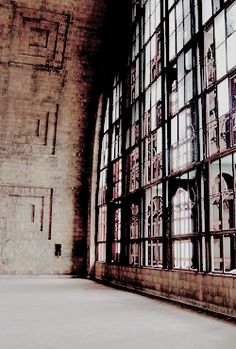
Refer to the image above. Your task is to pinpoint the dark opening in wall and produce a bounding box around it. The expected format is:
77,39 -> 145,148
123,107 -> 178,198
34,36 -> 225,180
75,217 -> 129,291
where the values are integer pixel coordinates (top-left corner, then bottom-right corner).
55,244 -> 62,257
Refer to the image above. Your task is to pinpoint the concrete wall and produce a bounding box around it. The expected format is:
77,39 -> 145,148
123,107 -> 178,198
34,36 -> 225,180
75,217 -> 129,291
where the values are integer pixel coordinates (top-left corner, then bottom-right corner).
0,0 -> 107,274
95,263 -> 236,318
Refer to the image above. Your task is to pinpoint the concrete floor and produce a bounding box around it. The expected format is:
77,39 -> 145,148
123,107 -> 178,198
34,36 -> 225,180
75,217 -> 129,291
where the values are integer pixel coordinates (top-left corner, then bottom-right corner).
0,278 -> 235,349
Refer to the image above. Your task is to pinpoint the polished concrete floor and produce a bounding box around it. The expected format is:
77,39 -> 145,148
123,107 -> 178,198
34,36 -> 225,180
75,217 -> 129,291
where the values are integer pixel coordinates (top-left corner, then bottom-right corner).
0,278 -> 235,349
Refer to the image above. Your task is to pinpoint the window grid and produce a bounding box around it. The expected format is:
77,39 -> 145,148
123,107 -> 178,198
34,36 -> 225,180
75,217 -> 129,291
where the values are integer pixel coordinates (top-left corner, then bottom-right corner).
96,0 -> 236,274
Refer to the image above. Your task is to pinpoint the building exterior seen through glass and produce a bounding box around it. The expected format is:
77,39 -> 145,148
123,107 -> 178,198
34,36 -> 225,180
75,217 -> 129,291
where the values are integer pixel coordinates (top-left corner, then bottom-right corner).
97,0 -> 236,274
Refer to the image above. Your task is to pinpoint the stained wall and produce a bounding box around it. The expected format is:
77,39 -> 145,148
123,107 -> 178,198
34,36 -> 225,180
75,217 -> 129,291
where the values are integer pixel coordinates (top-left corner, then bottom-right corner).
0,0 -> 107,274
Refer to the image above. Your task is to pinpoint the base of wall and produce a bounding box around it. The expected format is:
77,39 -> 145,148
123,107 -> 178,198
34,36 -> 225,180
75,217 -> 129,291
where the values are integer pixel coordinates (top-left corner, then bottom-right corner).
94,262 -> 236,320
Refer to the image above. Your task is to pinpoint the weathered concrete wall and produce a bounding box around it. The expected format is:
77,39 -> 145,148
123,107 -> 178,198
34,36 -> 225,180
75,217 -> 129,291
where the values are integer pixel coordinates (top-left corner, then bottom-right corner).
0,0 -> 107,274
95,263 -> 236,318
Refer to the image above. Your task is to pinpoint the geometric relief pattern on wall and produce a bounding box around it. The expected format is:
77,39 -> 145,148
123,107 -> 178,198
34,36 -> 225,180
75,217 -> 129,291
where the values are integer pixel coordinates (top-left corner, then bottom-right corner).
0,102 -> 58,155
0,187 -> 53,243
11,7 -> 70,68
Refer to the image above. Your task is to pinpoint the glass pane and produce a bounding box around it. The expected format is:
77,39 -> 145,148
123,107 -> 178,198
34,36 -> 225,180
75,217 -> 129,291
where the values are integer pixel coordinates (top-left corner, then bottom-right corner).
169,33 -> 176,60
216,44 -> 227,80
176,1 -> 183,26
227,2 -> 236,36
212,237 -> 222,271
231,76 -> 236,110
221,155 -> 234,229
224,237 -> 231,272
168,0 -> 174,10
169,9 -> 175,35
217,79 -> 229,117
205,27 -> 215,87
209,161 -> 221,231
185,72 -> 193,102
178,80 -> 185,110
177,53 -> 185,82
155,1 -> 161,27
202,0 -> 212,24
227,31 -> 236,71
177,23 -> 184,52
185,49 -> 192,72
98,243 -> 106,262
215,11 -> 226,47
129,243 -> 139,265
184,14 -> 191,44
173,240 -> 194,269
213,0 -> 220,14
183,0 -> 190,18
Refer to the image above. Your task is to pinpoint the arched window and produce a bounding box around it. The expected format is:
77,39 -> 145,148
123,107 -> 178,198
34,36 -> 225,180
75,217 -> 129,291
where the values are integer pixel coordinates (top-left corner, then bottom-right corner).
210,172 -> 234,231
222,173 -> 234,230
210,157 -> 236,273
173,187 -> 194,236
172,183 -> 197,270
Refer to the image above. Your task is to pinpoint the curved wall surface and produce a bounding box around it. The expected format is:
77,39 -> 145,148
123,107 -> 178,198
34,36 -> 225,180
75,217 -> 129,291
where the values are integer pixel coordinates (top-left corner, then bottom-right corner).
0,0 -> 107,274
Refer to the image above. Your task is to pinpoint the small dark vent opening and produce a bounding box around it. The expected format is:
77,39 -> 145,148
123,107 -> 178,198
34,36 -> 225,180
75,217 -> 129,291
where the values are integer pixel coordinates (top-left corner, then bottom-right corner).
55,244 -> 62,257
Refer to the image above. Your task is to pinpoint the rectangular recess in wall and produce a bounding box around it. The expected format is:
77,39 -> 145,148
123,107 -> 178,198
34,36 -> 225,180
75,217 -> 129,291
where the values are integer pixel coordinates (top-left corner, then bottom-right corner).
9,7 -> 70,69
0,102 -> 58,155
0,186 -> 53,241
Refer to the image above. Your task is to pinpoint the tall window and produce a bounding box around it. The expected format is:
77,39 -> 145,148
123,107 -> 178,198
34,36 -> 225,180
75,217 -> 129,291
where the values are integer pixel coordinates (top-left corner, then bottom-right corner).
171,172 -> 198,270
170,107 -> 195,172
204,1 -> 236,274
128,201 -> 141,266
95,0 -> 236,275
209,155 -> 236,272
97,103 -> 109,262
111,205 -> 122,263
168,0 -> 192,61
144,185 -> 163,267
